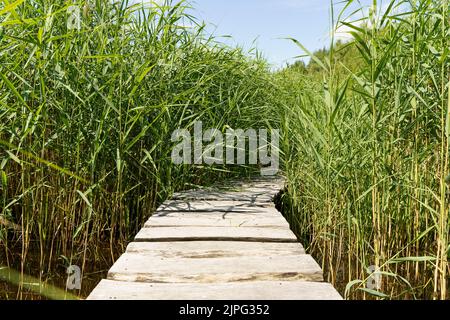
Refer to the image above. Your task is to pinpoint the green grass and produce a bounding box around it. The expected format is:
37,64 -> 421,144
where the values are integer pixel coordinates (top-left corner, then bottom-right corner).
0,0 -> 448,300
0,0 -> 278,298
278,0 -> 449,299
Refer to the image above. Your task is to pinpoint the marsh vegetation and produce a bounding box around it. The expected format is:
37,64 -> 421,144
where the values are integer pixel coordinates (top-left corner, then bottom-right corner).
0,0 -> 448,300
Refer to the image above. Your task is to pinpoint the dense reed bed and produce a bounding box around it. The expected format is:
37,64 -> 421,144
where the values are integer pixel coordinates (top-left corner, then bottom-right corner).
0,0 -> 277,298
279,0 -> 449,299
0,0 -> 448,300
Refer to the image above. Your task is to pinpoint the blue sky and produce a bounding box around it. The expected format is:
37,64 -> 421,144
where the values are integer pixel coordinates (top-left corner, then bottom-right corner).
187,0 -> 376,68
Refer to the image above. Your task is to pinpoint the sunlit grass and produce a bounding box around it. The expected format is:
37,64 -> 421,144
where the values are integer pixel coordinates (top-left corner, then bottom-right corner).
0,0 -> 448,301
0,0 -> 278,298
279,0 -> 449,300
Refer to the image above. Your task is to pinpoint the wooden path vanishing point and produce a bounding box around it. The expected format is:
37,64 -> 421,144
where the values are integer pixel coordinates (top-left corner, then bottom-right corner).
87,176 -> 342,300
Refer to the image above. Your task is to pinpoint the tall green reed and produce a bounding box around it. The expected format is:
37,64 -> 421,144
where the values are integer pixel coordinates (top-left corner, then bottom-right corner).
279,0 -> 449,299
0,0 -> 278,298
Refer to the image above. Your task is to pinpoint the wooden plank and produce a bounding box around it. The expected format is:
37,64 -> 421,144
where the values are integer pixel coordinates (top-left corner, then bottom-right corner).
126,241 -> 305,257
202,177 -> 284,189
86,177 -> 344,301
230,176 -> 285,187
153,207 -> 281,218
135,226 -> 298,242
156,200 -> 279,212
242,186 -> 281,195
171,184 -> 282,202
87,279 -> 342,300
107,253 -> 324,283
172,190 -> 275,202
145,214 -> 289,228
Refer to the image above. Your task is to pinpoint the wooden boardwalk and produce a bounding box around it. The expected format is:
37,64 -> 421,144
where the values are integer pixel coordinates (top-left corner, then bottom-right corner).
87,177 -> 342,300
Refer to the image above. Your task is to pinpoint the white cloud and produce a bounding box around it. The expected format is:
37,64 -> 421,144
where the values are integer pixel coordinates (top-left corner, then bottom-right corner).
333,18 -> 365,41
332,1 -> 406,41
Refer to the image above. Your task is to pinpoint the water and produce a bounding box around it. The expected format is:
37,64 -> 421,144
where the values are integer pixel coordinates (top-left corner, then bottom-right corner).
0,245 -> 116,300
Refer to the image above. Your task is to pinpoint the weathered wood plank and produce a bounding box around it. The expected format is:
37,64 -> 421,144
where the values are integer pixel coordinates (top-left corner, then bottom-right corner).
156,200 -> 279,212
135,226 -> 298,242
153,208 -> 281,219
107,253 -> 323,283
87,176 -> 343,300
172,184 -> 282,202
87,279 -> 342,300
125,241 -> 305,257
195,176 -> 284,190
172,190 -> 275,202
145,214 -> 289,228
230,176 -> 285,187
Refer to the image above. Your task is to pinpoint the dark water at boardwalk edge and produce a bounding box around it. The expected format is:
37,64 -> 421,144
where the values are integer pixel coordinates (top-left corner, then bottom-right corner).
0,245 -> 116,300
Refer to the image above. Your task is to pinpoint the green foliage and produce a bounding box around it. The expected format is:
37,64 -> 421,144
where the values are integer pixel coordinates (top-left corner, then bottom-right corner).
1,0 -> 448,301
279,0 -> 449,299
0,0 -> 279,298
